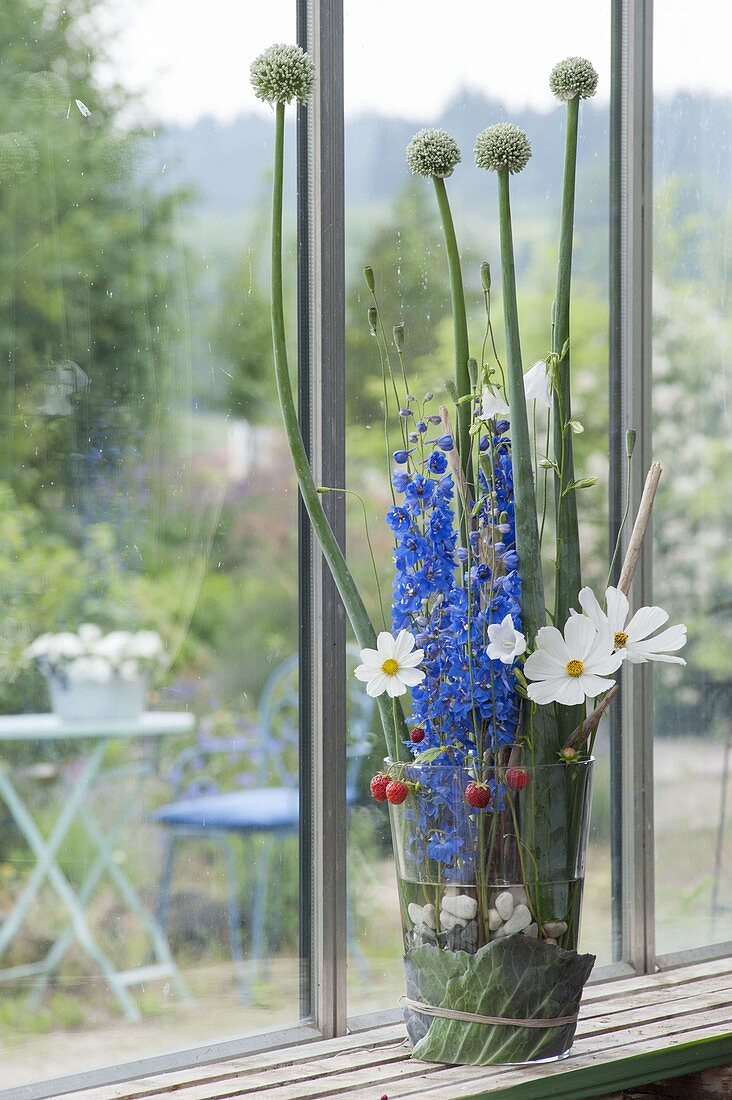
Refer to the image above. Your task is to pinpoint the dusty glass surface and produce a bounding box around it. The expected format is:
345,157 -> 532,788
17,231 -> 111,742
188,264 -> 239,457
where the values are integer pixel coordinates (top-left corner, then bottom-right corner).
652,0 -> 732,956
0,1 -> 303,1087
344,2 -> 614,1020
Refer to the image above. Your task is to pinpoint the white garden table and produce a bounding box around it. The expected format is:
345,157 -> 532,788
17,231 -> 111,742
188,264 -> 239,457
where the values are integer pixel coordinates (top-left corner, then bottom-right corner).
0,711 -> 194,1020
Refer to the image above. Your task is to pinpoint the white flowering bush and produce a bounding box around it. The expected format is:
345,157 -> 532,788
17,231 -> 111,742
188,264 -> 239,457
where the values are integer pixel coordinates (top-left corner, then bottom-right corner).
25,624 -> 165,684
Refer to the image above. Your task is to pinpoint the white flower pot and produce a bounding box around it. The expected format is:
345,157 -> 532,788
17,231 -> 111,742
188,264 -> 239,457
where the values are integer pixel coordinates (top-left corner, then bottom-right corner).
47,674 -> 149,722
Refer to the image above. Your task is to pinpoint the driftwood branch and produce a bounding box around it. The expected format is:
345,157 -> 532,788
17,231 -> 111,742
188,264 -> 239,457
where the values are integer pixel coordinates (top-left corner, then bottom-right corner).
617,460 -> 662,596
564,685 -> 619,751
563,461 -> 662,751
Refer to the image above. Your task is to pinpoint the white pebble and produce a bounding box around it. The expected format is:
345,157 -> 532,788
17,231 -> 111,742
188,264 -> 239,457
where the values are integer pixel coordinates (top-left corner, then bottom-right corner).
488,908 -> 502,931
494,891 -> 514,921
511,887 -> 528,906
523,922 -> 538,938
408,902 -> 437,929
544,937 -> 558,946
441,894 -> 478,921
443,886 -> 459,897
501,903 -> 532,936
543,921 -> 568,938
440,910 -> 468,931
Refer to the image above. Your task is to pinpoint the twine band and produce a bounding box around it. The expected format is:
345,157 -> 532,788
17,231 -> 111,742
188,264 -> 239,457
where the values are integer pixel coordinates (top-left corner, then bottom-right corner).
401,996 -> 578,1029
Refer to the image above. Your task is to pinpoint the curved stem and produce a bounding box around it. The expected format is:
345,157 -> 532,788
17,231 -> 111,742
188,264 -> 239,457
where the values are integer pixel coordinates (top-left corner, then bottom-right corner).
270,102 -> 405,760
432,176 -> 474,502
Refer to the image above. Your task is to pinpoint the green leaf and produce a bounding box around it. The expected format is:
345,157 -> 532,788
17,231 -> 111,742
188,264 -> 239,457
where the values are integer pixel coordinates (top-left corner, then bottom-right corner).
406,937 -> 595,1065
562,476 -> 598,497
409,745 -> 450,766
538,458 -> 557,471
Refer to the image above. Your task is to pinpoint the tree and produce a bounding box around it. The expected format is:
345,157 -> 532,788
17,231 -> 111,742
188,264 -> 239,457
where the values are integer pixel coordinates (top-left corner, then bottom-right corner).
0,0 -> 183,522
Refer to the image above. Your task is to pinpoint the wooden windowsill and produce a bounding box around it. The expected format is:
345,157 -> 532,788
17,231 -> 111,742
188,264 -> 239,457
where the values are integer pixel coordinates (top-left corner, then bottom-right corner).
63,956 -> 732,1100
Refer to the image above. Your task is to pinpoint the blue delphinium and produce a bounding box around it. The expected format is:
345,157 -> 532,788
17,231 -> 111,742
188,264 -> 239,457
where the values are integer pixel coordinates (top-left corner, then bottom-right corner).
387,424 -> 522,880
389,423 -> 521,763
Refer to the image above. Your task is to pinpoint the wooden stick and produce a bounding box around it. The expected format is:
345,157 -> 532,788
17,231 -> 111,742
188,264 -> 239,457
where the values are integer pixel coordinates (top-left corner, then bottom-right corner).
617,461 -> 662,596
563,461 -> 662,750
565,684 -> 619,751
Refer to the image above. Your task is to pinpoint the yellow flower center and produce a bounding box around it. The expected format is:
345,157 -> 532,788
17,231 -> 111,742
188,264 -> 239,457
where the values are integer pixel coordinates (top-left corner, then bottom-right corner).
381,658 -> 399,676
614,631 -> 629,649
566,659 -> 584,678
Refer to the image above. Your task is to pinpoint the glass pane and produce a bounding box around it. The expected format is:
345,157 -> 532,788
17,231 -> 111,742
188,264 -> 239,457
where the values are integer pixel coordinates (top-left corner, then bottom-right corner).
345,2 -> 613,1020
0,2 -> 303,1088
653,1 -> 732,955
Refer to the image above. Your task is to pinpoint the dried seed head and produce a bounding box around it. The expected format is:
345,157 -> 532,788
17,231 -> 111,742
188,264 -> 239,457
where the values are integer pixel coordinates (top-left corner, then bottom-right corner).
250,43 -> 315,105
406,128 -> 461,179
474,123 -> 532,175
549,57 -> 599,101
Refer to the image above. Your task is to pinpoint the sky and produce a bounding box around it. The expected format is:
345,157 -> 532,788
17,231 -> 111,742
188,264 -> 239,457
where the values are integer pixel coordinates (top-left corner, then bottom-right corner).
99,0 -> 732,127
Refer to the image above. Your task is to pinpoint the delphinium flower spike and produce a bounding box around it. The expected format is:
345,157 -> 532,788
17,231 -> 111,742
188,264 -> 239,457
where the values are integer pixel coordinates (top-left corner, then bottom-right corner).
406,128 -> 474,511
253,43 -> 406,760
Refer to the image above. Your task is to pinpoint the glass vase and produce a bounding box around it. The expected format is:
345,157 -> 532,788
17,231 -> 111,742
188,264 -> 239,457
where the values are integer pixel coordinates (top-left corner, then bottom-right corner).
387,758 -> 595,1065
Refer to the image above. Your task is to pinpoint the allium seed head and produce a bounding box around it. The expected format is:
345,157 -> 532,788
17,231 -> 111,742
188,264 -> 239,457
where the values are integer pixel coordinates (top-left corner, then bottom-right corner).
406,128 -> 461,179
0,133 -> 38,183
474,123 -> 532,175
250,43 -> 315,105
549,57 -> 599,101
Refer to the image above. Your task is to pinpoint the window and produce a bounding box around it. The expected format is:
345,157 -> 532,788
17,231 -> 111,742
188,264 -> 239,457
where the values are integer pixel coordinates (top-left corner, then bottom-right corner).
1,2 -> 730,1094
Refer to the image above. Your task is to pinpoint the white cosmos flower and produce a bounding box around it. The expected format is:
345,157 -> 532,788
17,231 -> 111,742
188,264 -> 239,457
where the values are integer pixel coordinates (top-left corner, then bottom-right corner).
578,586 -> 687,665
354,630 -> 425,699
524,615 -> 623,706
481,386 -> 510,420
487,614 -> 526,665
523,360 -> 552,407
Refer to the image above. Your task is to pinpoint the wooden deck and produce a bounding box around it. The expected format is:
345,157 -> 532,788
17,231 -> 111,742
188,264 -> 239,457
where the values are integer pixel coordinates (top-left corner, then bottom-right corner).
63,957 -> 732,1100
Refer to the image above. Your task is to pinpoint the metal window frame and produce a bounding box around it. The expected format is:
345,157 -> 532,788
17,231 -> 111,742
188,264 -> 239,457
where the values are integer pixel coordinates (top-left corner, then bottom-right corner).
610,0 -> 656,974
299,0 -> 349,1039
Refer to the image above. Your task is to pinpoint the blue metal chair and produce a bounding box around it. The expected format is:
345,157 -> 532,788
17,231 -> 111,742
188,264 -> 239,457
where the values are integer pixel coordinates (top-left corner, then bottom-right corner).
152,653 -> 373,1001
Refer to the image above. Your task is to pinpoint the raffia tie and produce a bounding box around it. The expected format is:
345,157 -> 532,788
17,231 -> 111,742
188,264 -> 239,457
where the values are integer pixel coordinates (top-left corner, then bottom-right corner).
401,996 -> 578,1029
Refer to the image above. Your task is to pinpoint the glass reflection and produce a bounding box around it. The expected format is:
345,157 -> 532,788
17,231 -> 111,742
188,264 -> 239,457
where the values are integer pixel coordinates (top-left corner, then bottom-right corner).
0,0 -> 301,1087
653,0 -> 732,956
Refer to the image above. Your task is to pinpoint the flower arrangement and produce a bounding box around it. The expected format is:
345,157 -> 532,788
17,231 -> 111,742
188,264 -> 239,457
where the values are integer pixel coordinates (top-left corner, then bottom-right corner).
252,46 -> 686,1066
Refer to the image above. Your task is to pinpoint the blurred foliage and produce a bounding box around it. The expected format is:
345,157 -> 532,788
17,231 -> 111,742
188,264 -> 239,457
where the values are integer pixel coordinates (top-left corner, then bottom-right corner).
0,0 -> 186,513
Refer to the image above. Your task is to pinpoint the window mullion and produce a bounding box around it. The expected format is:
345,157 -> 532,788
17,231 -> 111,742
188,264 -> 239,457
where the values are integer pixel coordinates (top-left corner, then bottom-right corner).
303,0 -> 348,1038
614,0 -> 656,975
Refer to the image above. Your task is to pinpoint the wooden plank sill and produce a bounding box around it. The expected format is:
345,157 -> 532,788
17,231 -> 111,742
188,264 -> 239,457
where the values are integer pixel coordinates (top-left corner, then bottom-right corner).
65,957 -> 732,1100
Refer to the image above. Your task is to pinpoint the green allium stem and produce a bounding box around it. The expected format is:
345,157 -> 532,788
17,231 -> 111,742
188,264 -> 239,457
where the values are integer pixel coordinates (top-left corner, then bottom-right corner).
552,94 -> 584,743
496,169 -> 545,649
270,102 -> 404,761
432,176 -> 474,501
553,94 -> 582,628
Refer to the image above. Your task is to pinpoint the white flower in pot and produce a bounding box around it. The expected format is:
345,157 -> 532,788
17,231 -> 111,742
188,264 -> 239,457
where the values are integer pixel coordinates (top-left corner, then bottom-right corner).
25,626 -> 166,722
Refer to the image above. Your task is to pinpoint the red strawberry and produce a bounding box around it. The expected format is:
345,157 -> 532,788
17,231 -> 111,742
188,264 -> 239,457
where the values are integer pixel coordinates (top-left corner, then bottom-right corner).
385,779 -> 409,805
506,767 -> 530,792
465,781 -> 491,809
369,773 -> 390,802
410,726 -> 426,744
